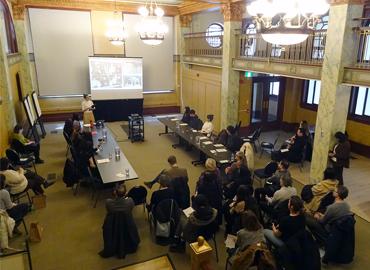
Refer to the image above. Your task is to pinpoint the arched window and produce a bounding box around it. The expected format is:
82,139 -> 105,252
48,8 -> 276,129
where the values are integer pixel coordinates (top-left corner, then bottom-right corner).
0,0 -> 18,53
205,23 -> 223,48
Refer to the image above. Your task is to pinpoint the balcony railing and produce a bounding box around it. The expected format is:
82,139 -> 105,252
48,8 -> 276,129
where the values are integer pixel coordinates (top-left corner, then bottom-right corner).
184,31 -> 223,57
236,30 -> 327,65
356,27 -> 370,69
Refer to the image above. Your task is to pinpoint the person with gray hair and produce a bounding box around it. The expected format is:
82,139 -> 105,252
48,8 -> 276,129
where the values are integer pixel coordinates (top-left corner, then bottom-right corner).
147,175 -> 174,212
265,174 -> 297,207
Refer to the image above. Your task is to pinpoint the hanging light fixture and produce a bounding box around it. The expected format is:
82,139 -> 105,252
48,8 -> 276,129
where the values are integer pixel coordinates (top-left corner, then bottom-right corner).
105,1 -> 127,46
247,0 -> 329,45
136,0 -> 168,46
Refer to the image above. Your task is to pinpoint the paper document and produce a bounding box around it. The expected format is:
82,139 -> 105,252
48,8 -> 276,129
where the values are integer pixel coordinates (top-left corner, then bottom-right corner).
83,124 -> 91,127
216,149 -> 227,153
214,144 -> 224,147
210,150 -> 216,154
219,160 -> 229,164
183,207 -> 195,218
192,130 -> 198,133
199,136 -> 207,140
179,123 -> 188,126
331,157 -> 337,163
116,173 -> 125,178
280,148 -> 289,153
97,159 -> 110,164
225,234 -> 237,249
171,118 -> 178,121
202,141 -> 212,145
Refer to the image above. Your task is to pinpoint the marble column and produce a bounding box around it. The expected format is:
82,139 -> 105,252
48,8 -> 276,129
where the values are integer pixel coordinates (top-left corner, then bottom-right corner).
220,3 -> 243,128
310,0 -> 364,183
12,5 -> 34,96
0,14 -> 17,143
178,15 -> 192,109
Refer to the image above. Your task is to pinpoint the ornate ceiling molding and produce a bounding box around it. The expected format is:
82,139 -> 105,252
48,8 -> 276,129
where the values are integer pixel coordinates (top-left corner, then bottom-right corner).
221,2 -> 243,22
179,14 -> 192,27
178,1 -> 219,15
12,0 -> 179,18
330,0 -> 365,5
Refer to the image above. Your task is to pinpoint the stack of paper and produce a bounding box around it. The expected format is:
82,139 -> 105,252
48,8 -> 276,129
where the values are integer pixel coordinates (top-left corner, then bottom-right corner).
199,136 -> 208,140
183,207 -> 195,218
225,234 -> 237,249
210,150 -> 216,154
280,148 -> 289,153
171,118 -> 178,121
97,159 -> 110,164
216,148 -> 227,153
202,141 -> 212,145
214,144 -> 224,147
179,123 -> 188,126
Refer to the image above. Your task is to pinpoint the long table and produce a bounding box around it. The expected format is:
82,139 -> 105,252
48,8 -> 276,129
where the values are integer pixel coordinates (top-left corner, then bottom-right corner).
91,126 -> 138,184
158,117 -> 233,165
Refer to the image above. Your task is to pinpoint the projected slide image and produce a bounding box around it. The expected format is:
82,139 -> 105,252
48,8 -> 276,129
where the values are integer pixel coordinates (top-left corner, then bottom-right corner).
89,57 -> 143,91
90,61 -> 123,89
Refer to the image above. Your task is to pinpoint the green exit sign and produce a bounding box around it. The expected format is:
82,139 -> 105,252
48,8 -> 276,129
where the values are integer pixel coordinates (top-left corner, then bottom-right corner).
245,71 -> 254,78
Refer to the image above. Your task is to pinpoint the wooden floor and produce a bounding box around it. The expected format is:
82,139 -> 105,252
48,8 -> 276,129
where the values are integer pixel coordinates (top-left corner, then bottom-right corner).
257,130 -> 370,222
113,255 -> 174,270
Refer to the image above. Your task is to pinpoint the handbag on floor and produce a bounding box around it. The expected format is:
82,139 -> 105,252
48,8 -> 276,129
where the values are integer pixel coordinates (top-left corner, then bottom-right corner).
29,222 -> 43,242
32,195 -> 47,209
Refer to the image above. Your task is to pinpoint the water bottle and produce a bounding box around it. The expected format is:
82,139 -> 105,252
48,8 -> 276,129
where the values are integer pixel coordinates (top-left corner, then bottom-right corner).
102,129 -> 107,142
231,152 -> 235,162
125,168 -> 130,178
115,147 -> 120,160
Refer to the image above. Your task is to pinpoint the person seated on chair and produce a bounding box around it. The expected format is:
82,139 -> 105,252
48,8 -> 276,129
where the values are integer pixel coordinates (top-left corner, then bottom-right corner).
147,175 -> 174,213
181,106 -> 191,124
303,168 -> 338,215
0,158 -> 55,195
274,128 -> 307,163
188,109 -> 203,130
170,194 -> 218,252
263,196 -> 305,247
63,118 -> 74,139
254,160 -> 291,204
232,210 -> 265,254
306,185 -> 351,244
224,152 -> 252,198
195,158 -> 223,225
200,114 -> 214,137
226,126 -> 243,153
259,174 -> 296,216
144,155 -> 188,189
239,142 -> 255,172
215,125 -> 233,146
11,124 -> 44,164
71,129 -> 96,176
224,185 -> 258,234
0,175 -> 30,235
106,184 -> 134,214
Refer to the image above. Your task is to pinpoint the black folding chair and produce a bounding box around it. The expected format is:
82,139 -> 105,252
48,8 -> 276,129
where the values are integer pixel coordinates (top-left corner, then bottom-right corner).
5,148 -> 37,173
253,161 -> 278,187
260,134 -> 280,158
127,186 -> 148,213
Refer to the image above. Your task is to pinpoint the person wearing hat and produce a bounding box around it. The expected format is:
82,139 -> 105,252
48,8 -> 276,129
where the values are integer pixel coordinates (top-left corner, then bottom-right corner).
195,158 -> 222,225
200,114 -> 214,136
81,94 -> 95,125
329,131 -> 350,185
147,175 -> 174,213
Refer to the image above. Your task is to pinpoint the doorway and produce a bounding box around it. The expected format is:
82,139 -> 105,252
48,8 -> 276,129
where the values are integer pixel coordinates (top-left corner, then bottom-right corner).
250,76 -> 285,130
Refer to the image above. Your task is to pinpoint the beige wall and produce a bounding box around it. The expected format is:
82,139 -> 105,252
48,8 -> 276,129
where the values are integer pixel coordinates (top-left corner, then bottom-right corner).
182,65 -> 222,131
191,10 -> 223,33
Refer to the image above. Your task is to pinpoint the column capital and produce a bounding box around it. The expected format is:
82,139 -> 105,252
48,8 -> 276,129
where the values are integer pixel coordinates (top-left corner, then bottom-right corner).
180,15 -> 192,27
221,2 -> 244,22
12,4 -> 26,20
330,0 -> 364,5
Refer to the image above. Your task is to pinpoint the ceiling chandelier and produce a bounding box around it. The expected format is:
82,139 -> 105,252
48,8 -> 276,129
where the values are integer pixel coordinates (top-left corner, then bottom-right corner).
105,1 -> 127,46
137,0 -> 168,46
247,0 -> 330,45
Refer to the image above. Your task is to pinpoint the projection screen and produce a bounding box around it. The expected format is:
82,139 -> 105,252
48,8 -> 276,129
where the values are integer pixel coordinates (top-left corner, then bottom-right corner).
89,57 -> 143,100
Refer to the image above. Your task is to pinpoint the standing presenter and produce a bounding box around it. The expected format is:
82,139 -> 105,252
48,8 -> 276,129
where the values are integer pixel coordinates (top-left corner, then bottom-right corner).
82,94 -> 95,125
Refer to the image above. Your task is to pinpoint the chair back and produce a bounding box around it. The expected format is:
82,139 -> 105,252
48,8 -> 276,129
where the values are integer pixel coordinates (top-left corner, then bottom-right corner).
256,128 -> 262,139
171,176 -> 190,209
273,134 -> 280,146
127,186 -> 147,206
5,149 -> 21,164
154,199 -> 180,224
10,139 -> 25,154
196,219 -> 218,240
63,131 -> 72,146
263,161 -> 278,177
317,192 -> 335,213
